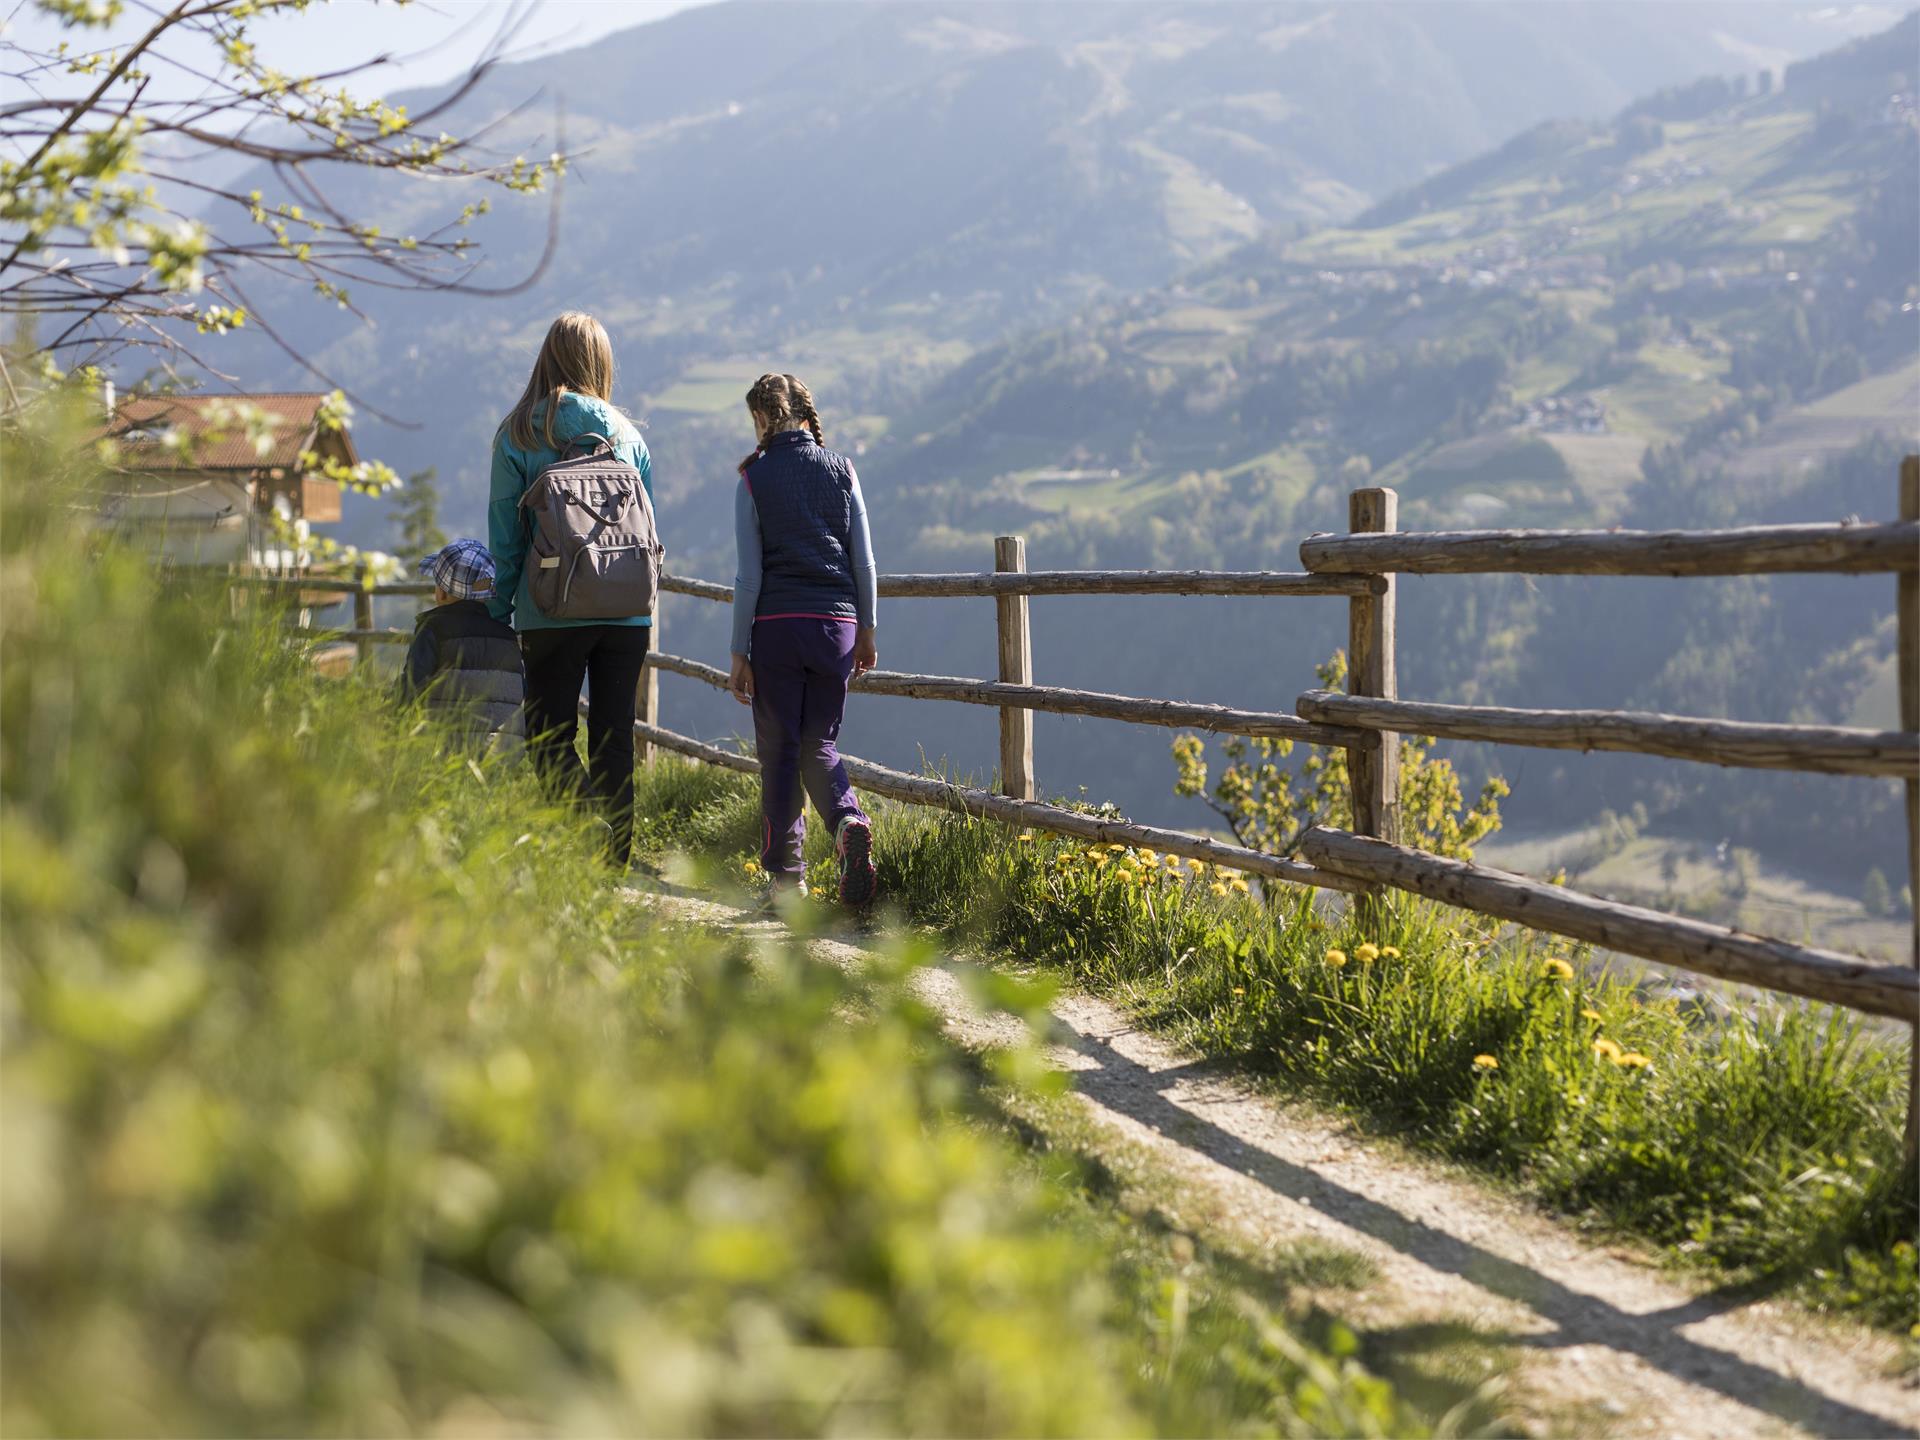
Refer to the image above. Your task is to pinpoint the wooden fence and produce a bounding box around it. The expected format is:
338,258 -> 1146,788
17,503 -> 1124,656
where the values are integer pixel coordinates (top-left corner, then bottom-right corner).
268,465 -> 1920,1153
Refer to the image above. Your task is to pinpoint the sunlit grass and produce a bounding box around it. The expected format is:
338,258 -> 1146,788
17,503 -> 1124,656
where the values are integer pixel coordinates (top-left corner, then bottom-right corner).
635,761 -> 1919,1335
0,415 -> 1448,1437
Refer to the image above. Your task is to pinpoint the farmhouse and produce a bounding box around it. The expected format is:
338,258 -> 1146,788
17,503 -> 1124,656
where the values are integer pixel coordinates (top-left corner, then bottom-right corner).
92,391 -> 355,570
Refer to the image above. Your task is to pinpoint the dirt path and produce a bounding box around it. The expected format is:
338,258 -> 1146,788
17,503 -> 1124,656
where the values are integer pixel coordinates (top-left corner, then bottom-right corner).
629,888 -> 1917,1440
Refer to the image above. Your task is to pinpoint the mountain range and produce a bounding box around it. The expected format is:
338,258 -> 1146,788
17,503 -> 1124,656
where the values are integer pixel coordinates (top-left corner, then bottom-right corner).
217,1 -> 1918,892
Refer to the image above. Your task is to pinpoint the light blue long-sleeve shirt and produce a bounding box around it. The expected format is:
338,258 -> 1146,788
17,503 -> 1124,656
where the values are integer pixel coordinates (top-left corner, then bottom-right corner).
486,392 -> 653,631
732,465 -> 877,656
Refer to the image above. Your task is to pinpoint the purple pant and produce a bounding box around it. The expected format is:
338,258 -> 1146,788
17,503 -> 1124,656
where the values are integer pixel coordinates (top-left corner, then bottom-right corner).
751,617 -> 869,875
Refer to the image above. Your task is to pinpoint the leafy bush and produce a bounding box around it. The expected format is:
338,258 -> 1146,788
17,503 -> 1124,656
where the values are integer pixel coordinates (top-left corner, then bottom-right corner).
0,422 -> 1433,1435
1171,654 -> 1507,861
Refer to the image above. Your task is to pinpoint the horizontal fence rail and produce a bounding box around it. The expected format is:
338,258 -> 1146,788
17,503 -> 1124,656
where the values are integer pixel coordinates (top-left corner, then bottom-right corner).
661,574 -> 733,603
647,651 -> 1376,748
1300,521 -> 1920,577
627,474 -> 1920,1153
664,569 -> 1384,602
634,721 -> 1367,895
1299,828 -> 1919,1022
289,626 -> 410,645
1296,689 -> 1920,779
232,574 -> 436,596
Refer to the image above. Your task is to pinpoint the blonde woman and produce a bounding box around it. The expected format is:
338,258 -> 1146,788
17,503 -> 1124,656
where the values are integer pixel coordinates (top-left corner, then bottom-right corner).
487,312 -> 653,867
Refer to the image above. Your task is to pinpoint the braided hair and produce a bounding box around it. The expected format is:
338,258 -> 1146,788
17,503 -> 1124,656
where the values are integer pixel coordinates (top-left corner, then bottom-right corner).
745,372 -> 823,446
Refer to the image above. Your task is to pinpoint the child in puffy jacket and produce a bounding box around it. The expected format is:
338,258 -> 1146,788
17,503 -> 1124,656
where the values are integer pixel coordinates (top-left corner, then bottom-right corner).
726,373 -> 878,908
398,539 -> 525,755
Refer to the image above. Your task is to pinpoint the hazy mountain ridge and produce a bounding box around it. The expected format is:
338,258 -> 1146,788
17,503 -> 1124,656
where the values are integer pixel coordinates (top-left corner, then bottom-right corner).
235,3 -> 1915,887
640,14 -> 1916,889
260,2 -> 1902,537
873,11 -> 1917,557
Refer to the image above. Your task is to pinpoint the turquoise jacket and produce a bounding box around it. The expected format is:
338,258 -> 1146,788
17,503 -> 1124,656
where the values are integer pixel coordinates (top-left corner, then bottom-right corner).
486,392 -> 653,631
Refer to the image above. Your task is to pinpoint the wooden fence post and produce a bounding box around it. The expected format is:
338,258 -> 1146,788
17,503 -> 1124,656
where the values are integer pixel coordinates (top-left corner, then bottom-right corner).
352,587 -> 374,669
1347,488 -> 1399,851
639,594 -> 661,767
995,535 -> 1036,800
1898,456 -> 1917,1165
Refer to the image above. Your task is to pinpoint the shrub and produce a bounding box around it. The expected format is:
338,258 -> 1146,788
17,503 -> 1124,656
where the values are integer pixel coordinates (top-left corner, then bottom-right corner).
1171,654 -> 1507,861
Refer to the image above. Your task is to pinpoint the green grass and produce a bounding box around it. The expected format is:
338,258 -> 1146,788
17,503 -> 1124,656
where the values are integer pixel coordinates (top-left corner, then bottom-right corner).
0,409 -> 1450,1437
648,364 -> 750,414
1539,434 -> 1648,520
633,763 -> 1919,1338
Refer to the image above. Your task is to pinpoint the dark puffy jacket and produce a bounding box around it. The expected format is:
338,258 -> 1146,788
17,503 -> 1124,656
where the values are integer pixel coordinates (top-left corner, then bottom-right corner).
398,599 -> 525,749
748,428 -> 860,621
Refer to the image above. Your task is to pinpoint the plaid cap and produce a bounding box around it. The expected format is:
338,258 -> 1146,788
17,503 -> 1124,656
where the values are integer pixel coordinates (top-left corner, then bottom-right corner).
419,538 -> 496,600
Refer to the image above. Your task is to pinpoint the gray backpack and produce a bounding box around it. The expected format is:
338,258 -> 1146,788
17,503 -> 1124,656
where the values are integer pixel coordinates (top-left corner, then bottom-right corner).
519,432 -> 663,620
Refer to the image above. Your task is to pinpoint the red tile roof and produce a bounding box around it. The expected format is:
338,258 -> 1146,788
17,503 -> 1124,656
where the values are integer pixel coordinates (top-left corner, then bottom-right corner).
98,393 -> 358,471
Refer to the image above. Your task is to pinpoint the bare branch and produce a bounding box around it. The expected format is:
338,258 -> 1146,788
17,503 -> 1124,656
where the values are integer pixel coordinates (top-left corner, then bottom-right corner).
2,0 -> 565,403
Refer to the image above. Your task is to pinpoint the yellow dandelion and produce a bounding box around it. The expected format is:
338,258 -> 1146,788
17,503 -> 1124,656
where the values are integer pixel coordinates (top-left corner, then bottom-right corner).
1018,831 -> 1035,843
1541,958 -> 1575,981
1592,1037 -> 1624,1061
1229,877 -> 1250,894
1093,853 -> 1111,867
1209,881 -> 1228,897
1355,943 -> 1380,964
1231,986 -> 1246,996
1325,948 -> 1349,968
1380,946 -> 1401,959
1139,849 -> 1158,864
1185,857 -> 1207,873
1165,854 -> 1182,870
1580,1007 -> 1603,1023
1472,1054 -> 1499,1070
1616,1051 -> 1651,1070
1107,843 -> 1128,854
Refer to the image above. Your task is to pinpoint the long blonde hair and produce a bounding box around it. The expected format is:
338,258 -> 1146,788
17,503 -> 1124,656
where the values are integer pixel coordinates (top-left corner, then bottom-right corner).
503,312 -> 616,449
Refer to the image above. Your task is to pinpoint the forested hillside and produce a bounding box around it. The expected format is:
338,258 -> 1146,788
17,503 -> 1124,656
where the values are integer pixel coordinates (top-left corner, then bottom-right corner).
243,3 -> 1916,894
659,14 -> 1919,895
874,13 -> 1916,549
249,1 -> 1893,532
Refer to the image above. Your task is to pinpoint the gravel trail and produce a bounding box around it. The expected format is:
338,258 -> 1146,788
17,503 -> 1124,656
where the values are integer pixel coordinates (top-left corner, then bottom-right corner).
632,889 -> 1916,1440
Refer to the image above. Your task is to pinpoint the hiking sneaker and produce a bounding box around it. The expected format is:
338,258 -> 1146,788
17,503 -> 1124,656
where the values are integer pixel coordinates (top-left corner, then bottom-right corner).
835,816 -> 877,908
752,872 -> 808,915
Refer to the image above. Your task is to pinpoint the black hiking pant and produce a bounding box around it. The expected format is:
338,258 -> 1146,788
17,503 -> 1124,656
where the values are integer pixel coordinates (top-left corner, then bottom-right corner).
520,625 -> 652,866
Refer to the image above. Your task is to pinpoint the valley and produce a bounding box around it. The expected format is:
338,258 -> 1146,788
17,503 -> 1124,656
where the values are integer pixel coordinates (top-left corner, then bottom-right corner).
272,4 -> 1918,923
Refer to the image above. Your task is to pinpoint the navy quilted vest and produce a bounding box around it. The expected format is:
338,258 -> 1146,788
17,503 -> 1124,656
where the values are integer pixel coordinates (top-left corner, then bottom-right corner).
745,429 -> 858,622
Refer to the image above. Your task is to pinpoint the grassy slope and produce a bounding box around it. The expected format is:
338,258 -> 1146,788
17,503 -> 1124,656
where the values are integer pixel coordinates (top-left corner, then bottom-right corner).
0,433 -> 1442,1436
631,760 -> 1919,1338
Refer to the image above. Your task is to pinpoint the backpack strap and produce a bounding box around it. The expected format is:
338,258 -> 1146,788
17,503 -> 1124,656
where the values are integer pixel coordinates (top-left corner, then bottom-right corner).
566,431 -> 615,456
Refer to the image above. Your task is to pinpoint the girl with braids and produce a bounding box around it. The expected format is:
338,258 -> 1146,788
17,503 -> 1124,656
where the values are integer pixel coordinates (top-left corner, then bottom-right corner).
728,373 -> 879,907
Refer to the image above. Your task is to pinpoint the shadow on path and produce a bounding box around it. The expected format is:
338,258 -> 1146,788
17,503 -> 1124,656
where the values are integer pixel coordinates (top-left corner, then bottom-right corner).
634,889 -> 1913,1439
1053,1019 -> 1915,1440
